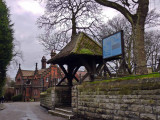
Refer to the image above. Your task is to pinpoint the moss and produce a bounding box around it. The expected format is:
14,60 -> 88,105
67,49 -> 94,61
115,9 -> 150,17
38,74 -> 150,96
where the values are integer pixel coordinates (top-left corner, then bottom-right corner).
91,73 -> 160,84
79,48 -> 94,55
46,87 -> 53,93
78,76 -> 160,95
40,91 -> 47,96
73,33 -> 102,56
149,100 -> 155,104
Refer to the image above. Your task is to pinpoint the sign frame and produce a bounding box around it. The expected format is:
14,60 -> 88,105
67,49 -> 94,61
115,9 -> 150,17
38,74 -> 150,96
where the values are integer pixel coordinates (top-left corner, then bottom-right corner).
102,30 -> 125,61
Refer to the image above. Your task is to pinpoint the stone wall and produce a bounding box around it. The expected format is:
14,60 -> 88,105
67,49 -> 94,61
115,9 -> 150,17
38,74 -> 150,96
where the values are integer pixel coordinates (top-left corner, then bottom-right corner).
72,78 -> 160,120
54,86 -> 72,107
40,86 -> 72,109
40,88 -> 54,109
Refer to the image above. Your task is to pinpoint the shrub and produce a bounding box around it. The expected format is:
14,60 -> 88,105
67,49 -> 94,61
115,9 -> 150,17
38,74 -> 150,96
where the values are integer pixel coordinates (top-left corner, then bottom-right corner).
11,94 -> 22,102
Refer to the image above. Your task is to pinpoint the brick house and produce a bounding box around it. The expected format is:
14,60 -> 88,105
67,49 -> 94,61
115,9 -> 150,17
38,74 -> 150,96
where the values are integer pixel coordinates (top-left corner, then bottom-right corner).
14,51 -> 63,101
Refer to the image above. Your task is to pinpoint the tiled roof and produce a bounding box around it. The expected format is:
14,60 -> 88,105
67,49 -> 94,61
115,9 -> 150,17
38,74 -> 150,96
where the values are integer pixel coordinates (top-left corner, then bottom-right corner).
47,32 -> 102,64
38,69 -> 46,75
76,71 -> 87,77
21,70 -> 34,77
21,68 -> 50,77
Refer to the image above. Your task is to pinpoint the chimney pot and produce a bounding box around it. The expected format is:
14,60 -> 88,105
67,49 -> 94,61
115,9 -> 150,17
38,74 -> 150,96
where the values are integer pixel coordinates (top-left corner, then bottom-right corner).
41,56 -> 46,69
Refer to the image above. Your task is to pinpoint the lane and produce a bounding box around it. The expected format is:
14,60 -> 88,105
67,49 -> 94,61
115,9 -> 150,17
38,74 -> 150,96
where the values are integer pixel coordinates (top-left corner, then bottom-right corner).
0,102 -> 67,120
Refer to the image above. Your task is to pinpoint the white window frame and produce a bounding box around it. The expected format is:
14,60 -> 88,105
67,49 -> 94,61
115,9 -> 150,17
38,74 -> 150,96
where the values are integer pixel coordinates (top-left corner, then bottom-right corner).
46,77 -> 48,82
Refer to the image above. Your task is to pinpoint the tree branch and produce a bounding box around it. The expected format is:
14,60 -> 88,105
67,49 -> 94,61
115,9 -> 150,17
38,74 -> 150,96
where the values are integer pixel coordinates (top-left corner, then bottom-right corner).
94,0 -> 134,24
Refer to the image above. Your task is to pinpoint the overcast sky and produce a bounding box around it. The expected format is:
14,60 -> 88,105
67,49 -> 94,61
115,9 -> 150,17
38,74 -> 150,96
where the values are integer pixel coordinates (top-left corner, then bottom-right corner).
5,0 -> 160,79
5,0 -> 46,78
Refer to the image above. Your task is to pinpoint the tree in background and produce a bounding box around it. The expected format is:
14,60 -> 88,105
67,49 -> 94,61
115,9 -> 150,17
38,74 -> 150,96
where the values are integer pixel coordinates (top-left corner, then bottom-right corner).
5,76 -> 15,87
98,16 -> 133,72
3,76 -> 15,101
145,31 -> 160,70
95,0 -> 149,74
98,9 -> 160,73
37,0 -> 102,52
0,0 -> 14,97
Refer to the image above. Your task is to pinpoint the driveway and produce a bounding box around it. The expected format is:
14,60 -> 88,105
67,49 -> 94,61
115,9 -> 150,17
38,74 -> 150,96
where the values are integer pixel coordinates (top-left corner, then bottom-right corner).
0,102 -> 67,120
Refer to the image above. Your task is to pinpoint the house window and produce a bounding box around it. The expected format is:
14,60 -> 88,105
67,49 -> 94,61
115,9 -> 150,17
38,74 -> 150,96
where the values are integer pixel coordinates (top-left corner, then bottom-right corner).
26,79 -> 31,85
46,78 -> 48,82
34,89 -> 38,96
58,78 -> 61,83
16,89 -> 19,95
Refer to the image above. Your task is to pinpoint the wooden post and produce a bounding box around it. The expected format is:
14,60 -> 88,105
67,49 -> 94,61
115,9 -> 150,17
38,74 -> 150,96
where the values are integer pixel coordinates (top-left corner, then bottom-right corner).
67,65 -> 74,86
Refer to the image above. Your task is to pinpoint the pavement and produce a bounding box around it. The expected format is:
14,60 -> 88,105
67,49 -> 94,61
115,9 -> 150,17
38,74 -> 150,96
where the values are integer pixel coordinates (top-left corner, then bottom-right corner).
0,102 -> 67,120
0,103 -> 5,110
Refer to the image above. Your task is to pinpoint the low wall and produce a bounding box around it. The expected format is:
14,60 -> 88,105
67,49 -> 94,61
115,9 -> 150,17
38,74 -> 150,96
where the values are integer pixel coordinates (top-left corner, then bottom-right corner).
72,78 -> 160,120
40,86 -> 71,109
40,88 -> 53,109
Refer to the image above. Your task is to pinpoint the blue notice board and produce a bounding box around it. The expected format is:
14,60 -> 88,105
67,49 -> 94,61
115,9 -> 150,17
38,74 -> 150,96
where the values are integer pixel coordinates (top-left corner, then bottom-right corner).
103,31 -> 123,60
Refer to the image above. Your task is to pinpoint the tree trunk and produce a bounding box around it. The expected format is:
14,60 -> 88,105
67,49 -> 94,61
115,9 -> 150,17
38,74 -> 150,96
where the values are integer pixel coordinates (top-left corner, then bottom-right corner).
0,69 -> 6,97
71,14 -> 77,40
132,0 -> 149,75
126,37 -> 132,71
132,23 -> 148,74
94,0 -> 149,75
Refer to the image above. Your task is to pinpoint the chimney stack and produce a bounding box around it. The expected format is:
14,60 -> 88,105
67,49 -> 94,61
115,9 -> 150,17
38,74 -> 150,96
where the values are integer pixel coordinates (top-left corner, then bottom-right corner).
41,56 -> 46,69
19,64 -> 21,70
35,63 -> 38,70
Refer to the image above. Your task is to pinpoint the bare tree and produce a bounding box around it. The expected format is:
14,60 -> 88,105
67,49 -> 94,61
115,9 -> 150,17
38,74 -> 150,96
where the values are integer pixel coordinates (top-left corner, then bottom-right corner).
95,0 -> 150,74
145,9 -> 160,29
98,9 -> 160,73
7,39 -> 23,74
145,31 -> 160,69
37,0 -> 102,51
98,15 -> 133,72
11,39 -> 23,65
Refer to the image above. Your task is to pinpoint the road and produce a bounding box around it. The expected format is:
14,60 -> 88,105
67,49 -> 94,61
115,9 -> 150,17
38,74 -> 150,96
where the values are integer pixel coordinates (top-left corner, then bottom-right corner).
0,102 -> 67,120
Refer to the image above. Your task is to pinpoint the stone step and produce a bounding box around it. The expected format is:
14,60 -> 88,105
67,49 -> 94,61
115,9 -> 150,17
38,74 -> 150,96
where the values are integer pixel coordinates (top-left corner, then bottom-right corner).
55,107 -> 72,114
48,110 -> 74,119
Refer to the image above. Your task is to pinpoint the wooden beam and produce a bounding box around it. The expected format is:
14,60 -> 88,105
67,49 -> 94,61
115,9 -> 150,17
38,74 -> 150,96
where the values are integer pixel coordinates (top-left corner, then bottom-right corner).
105,65 -> 112,77
81,59 -> 94,81
73,76 -> 79,82
80,72 -> 89,84
96,63 -> 103,74
67,65 -> 75,86
80,58 -> 91,72
98,65 -> 104,76
59,64 -> 68,75
72,66 -> 80,83
56,76 -> 67,86
58,64 -> 81,86
73,66 -> 80,76
91,60 -> 96,74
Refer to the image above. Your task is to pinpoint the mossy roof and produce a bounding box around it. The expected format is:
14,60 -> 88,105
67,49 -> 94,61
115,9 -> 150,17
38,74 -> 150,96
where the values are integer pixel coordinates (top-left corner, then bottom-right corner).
47,32 -> 103,65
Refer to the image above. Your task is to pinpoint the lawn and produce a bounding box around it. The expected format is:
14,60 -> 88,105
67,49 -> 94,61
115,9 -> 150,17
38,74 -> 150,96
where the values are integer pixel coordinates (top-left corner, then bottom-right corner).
92,72 -> 160,84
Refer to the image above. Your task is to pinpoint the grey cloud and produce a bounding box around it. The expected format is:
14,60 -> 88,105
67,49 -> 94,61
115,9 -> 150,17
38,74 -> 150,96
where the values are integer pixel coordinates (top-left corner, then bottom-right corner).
5,0 -> 46,78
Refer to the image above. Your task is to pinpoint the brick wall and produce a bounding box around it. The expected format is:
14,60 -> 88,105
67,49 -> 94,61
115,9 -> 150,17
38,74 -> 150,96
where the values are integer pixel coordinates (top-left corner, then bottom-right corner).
72,78 -> 160,120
